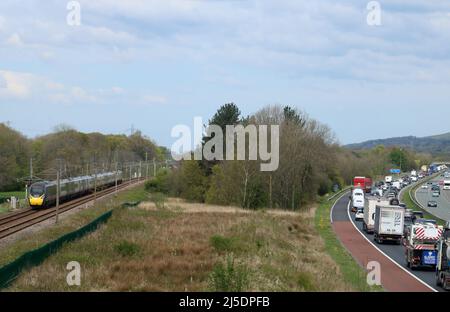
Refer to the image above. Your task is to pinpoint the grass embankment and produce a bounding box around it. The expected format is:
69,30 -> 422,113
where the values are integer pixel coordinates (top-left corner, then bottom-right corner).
0,186 -> 149,268
315,192 -> 381,292
6,191 -> 361,292
401,178 -> 445,226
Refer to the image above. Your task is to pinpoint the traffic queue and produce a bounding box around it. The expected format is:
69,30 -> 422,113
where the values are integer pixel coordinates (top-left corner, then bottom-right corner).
349,166 -> 450,290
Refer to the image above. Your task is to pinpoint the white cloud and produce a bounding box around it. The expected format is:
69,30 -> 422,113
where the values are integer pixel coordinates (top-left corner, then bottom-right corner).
141,94 -> 168,105
0,70 -> 167,108
0,70 -> 97,103
6,33 -> 23,46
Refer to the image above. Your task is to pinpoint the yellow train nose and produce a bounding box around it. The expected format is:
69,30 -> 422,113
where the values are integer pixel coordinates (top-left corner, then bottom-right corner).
29,196 -> 44,206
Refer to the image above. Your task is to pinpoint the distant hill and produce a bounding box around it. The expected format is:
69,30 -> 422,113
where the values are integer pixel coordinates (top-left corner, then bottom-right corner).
346,132 -> 450,156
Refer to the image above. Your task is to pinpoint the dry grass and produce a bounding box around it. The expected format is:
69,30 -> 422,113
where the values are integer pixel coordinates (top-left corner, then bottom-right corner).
6,194 -> 356,292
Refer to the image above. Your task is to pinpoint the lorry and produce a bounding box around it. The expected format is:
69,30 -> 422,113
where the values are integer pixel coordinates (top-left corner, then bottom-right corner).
436,223 -> 450,290
404,221 -> 443,269
353,176 -> 372,193
385,176 -> 393,184
411,170 -> 417,177
363,198 -> 389,234
351,188 -> 365,212
374,204 -> 405,244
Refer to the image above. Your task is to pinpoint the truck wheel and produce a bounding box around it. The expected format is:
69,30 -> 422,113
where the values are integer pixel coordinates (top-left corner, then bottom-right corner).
443,278 -> 449,290
436,273 -> 443,287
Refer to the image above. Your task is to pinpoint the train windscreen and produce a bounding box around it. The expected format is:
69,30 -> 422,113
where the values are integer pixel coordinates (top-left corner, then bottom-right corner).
30,184 -> 45,196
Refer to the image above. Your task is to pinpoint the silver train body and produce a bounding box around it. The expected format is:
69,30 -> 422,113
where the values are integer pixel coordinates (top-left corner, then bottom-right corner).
28,171 -> 123,208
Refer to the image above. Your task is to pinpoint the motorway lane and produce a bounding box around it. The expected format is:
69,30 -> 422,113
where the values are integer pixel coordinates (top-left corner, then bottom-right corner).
332,192 -> 441,292
415,176 -> 450,222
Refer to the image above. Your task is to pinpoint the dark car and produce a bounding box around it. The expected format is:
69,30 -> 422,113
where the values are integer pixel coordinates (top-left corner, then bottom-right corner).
412,211 -> 424,223
428,201 -> 438,208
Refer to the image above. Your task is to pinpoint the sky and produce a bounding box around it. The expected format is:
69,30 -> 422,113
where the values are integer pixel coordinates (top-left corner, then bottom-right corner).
0,0 -> 450,147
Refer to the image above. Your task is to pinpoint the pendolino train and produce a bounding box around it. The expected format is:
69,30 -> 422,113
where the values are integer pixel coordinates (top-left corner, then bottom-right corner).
28,171 -> 123,209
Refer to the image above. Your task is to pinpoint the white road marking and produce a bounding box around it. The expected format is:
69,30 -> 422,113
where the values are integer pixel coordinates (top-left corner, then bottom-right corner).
330,191 -> 350,224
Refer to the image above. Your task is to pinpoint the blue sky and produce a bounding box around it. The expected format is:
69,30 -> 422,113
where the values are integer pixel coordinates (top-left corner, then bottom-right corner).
1,0 -> 450,147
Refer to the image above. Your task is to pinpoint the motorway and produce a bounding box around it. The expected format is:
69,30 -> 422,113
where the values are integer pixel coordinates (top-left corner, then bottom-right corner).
415,175 -> 450,221
332,191 -> 442,292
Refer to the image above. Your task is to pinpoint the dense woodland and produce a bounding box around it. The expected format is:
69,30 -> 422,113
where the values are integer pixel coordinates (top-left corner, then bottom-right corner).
146,103 -> 433,210
0,123 -> 163,191
1,104 -> 434,209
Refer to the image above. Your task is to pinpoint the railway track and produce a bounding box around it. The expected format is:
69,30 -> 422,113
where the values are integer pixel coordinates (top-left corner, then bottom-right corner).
0,179 -> 144,240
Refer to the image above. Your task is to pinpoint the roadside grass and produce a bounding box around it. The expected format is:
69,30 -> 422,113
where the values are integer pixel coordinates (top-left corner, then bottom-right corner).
7,197 -> 358,292
0,184 -> 149,268
315,193 -> 381,292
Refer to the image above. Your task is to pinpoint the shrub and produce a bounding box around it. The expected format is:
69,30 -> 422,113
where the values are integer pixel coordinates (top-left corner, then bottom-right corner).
145,168 -> 170,193
208,255 -> 250,292
297,272 -> 316,291
114,241 -> 140,257
151,192 -> 166,209
210,235 -> 236,253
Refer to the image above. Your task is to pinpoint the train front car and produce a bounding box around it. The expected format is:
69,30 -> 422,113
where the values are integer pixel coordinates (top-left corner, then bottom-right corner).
28,182 -> 47,208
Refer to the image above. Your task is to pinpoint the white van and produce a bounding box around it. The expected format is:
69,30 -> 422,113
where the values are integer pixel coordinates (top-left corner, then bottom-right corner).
352,188 -> 365,211
444,180 -> 450,190
385,176 -> 393,183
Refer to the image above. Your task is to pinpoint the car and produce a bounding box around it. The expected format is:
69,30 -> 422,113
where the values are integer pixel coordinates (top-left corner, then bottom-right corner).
428,201 -> 438,208
411,211 -> 424,222
432,191 -> 440,197
421,184 -> 428,189
355,208 -> 364,221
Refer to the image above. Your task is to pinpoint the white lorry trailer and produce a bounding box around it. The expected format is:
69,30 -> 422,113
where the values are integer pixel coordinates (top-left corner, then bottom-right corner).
374,205 -> 405,245
363,198 -> 389,234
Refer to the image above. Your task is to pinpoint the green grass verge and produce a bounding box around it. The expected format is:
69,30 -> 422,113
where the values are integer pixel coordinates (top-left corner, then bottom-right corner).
315,192 -> 382,292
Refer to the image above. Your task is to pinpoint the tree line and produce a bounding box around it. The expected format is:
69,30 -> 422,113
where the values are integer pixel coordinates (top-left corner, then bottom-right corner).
0,123 -> 164,191
147,103 -> 433,210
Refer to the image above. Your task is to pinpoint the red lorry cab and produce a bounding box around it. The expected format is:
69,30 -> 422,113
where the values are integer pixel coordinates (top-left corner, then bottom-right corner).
353,176 -> 372,193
